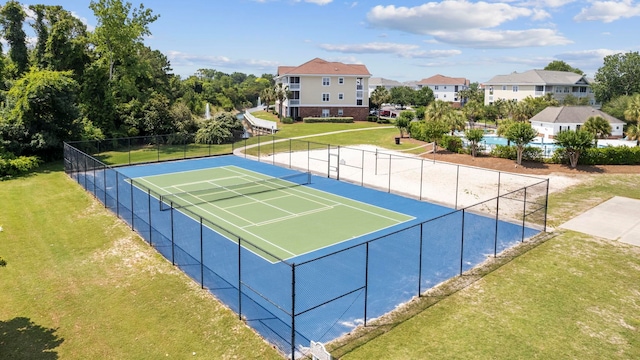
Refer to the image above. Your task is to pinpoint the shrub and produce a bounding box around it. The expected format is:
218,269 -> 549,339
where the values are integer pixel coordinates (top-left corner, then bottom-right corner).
551,146 -> 640,165
367,115 -> 378,122
282,117 -> 294,124
376,118 -> 391,124
490,145 -> 543,162
441,135 -> 463,152
0,151 -> 42,178
302,117 -> 354,123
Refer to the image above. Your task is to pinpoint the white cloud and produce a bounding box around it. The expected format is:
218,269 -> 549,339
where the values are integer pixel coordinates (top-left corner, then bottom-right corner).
432,28 -> 572,48
517,0 -> 577,7
574,0 -> 640,22
366,1 -> 535,34
71,11 -> 96,32
167,51 -> 279,71
556,48 -> 622,60
305,0 -> 333,4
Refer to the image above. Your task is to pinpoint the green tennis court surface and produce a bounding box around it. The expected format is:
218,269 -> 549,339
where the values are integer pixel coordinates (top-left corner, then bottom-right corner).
133,165 -> 414,261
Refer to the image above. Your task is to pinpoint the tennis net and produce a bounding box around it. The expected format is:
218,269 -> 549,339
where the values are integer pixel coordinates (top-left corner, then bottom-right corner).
159,172 -> 312,211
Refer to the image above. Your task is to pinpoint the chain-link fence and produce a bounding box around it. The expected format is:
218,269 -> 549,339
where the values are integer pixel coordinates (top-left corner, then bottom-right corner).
65,133 -> 548,359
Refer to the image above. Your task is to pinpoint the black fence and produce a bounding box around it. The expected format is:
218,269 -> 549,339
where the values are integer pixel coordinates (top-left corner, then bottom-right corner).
64,133 -> 549,359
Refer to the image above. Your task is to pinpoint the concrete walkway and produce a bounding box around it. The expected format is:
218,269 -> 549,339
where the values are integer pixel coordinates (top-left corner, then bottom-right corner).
560,196 -> 640,246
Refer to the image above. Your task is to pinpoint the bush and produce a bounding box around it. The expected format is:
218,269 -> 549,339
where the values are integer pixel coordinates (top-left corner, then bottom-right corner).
376,118 -> 391,124
367,115 -> 378,122
282,117 -> 294,124
0,151 -> 42,178
551,146 -> 640,165
490,145 -> 543,162
302,117 -> 354,123
441,135 -> 463,152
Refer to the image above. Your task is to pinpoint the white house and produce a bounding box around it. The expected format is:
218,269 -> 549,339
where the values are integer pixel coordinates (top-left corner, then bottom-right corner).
483,70 -> 597,106
275,58 -> 371,121
368,77 -> 403,97
529,106 -> 625,140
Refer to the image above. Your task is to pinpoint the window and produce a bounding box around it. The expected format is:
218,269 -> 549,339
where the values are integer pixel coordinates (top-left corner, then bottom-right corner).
579,87 -> 587,93
356,99 -> 363,105
435,94 -> 439,99
322,109 -> 330,117
576,125 -> 581,131
338,77 -> 344,84
338,109 -> 343,116
322,77 -> 330,86
512,86 -> 518,92
338,93 -> 344,100
444,86 -> 447,89
502,85 -> 507,91
322,93 -> 330,102
356,90 -> 363,98
564,87 -> 570,93
434,85 -> 439,90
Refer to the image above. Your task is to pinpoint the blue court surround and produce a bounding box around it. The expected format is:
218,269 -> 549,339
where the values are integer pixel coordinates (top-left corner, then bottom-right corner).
68,151 -> 542,356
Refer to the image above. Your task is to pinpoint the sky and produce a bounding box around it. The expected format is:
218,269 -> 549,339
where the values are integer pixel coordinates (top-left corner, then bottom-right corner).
12,0 -> 640,83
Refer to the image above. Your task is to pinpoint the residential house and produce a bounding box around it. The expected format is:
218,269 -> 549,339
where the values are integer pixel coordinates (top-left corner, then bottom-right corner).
529,106 -> 625,140
368,77 -> 403,96
483,70 -> 597,106
416,74 -> 470,107
275,58 -> 371,121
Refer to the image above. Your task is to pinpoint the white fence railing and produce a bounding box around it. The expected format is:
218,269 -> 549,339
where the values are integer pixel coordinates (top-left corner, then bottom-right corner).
244,111 -> 278,134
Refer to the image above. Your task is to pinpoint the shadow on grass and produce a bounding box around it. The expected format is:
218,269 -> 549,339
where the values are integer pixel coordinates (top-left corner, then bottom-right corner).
0,317 -> 64,359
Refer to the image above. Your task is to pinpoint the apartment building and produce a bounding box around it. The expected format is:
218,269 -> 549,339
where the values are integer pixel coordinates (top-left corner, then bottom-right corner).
275,58 -> 371,121
483,69 -> 596,106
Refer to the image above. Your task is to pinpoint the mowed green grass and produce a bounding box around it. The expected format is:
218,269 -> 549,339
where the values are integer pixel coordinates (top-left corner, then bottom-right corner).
0,162 -> 282,359
331,173 -> 640,359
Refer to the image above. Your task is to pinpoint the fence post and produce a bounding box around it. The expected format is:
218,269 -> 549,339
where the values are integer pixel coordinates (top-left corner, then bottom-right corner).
387,154 -> 392,193
272,135 -> 275,165
494,194 -> 500,257
291,264 -> 296,360
170,204 -> 175,265
455,166 -> 460,209
543,180 -> 550,232
460,209 -> 465,276
200,218 -> 204,289
521,187 -> 527,242
364,242 -> 369,326
116,172 -> 120,218
418,223 -> 424,296
157,135 -> 160,162
103,165 -> 108,206
361,150 -> 365,186
148,189 -> 152,246
419,159 -> 424,201
238,237 -> 242,320
128,137 -> 131,165
327,144 -> 330,177
289,139 -> 292,169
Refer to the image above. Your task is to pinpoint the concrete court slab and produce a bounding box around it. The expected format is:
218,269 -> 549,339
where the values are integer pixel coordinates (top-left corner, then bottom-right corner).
560,196 -> 640,246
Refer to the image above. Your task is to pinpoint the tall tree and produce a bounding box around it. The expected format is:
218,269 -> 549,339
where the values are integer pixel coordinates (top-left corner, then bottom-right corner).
390,86 -> 414,108
465,128 -> 485,157
582,116 -> 611,147
592,52 -> 640,103
414,86 -> 434,107
504,122 -> 537,165
43,6 -> 90,76
555,130 -> 593,168
89,0 -> 159,81
624,94 -> 640,127
273,82 -> 288,121
626,125 -> 640,146
0,1 -> 29,76
2,69 -> 81,158
425,100 -> 451,122
29,4 -> 49,68
396,111 -> 413,138
544,60 -> 584,75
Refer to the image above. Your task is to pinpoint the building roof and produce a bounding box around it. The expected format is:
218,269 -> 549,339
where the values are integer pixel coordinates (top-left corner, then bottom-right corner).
369,77 -> 403,87
484,69 -> 589,85
276,58 -> 371,77
530,106 -> 625,124
416,74 -> 469,86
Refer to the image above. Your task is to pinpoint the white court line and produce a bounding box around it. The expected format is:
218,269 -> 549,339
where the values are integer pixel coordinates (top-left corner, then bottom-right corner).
243,205 -> 335,228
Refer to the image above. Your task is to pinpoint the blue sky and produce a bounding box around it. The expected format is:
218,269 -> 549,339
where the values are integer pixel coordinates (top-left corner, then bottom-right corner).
15,0 -> 640,83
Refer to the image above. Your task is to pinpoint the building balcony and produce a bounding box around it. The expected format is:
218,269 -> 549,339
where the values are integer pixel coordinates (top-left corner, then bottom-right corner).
288,99 -> 300,105
288,83 -> 300,90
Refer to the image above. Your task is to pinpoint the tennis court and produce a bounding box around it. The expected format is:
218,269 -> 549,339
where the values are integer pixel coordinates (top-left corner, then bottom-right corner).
131,165 -> 414,262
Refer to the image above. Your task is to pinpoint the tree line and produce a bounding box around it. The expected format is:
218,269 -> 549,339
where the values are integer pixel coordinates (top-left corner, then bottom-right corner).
0,0 -> 275,176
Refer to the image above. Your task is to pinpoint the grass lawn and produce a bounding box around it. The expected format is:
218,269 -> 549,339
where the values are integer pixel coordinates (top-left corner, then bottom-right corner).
4,123 -> 639,359
330,173 -> 640,359
0,162 -> 282,359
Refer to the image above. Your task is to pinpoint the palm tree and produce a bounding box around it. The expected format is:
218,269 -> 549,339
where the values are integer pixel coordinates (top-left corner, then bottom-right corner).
425,100 -> 451,122
260,87 -> 275,113
582,116 -> 611,147
626,124 -> 640,146
370,86 -> 391,121
624,94 -> 640,128
273,83 -> 289,121
444,110 -> 466,135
